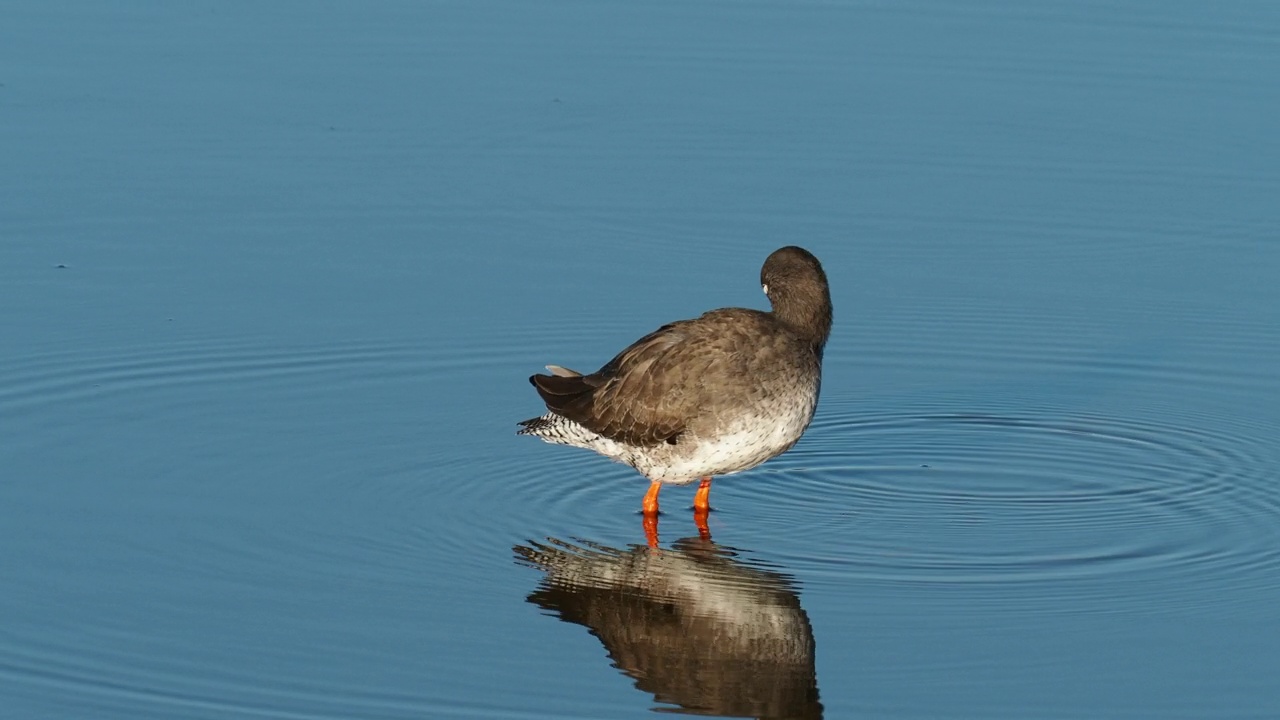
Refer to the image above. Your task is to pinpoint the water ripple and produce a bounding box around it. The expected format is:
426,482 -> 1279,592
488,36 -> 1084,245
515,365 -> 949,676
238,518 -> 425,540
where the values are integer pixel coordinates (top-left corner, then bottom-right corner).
735,400 -> 1280,613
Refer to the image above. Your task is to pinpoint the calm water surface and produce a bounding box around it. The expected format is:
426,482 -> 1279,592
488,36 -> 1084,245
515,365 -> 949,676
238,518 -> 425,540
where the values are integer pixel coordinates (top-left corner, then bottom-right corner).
3,1 -> 1279,718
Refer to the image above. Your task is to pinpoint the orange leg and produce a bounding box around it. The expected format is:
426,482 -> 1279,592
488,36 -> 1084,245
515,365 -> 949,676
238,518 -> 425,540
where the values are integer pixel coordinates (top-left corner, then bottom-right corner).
642,481 -> 662,516
693,476 -> 712,512
693,507 -> 711,541
643,513 -> 660,548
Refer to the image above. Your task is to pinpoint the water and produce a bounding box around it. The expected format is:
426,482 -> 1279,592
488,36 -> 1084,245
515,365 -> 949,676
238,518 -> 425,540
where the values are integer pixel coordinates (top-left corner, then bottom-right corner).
3,1 -> 1279,718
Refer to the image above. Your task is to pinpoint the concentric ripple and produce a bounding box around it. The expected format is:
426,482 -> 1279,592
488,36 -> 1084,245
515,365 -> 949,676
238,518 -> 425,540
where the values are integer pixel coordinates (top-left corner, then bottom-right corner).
731,397 -> 1280,613
0,331 -> 572,719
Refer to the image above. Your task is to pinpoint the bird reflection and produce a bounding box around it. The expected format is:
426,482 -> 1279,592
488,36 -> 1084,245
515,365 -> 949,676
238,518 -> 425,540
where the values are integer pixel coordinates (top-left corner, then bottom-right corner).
514,535 -> 823,719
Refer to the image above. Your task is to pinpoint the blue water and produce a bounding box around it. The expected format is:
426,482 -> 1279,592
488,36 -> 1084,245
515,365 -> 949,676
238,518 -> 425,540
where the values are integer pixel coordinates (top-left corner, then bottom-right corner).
3,1 -> 1279,718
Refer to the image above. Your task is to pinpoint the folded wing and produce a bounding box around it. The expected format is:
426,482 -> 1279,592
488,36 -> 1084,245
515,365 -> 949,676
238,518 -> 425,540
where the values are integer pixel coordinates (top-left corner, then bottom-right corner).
530,321 -> 697,447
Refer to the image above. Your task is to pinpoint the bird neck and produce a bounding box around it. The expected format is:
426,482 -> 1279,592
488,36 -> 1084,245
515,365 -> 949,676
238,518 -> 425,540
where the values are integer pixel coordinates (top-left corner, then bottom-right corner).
772,292 -> 833,352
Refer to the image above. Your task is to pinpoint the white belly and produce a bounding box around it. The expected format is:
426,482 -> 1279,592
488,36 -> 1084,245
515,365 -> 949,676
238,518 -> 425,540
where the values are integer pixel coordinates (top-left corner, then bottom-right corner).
523,382 -> 819,485
633,386 -> 818,484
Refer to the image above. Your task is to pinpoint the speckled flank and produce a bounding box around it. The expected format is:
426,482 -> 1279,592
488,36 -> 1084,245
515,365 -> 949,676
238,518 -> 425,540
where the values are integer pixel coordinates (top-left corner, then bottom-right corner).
519,373 -> 819,485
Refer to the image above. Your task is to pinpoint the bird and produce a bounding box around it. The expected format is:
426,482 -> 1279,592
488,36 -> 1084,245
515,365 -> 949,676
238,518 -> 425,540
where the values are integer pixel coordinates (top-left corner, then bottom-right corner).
517,246 -> 832,525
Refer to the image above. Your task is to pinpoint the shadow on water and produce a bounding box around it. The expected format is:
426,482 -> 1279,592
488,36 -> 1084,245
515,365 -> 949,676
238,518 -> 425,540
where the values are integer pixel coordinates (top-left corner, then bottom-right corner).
514,534 -> 823,719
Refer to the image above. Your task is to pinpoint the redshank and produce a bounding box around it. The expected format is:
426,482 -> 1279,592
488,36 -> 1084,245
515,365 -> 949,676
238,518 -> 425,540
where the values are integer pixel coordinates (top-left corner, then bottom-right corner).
518,246 -> 832,532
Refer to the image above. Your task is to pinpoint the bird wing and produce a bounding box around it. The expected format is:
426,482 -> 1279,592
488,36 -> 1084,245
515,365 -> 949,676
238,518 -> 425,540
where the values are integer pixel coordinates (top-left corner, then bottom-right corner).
531,318 -> 713,447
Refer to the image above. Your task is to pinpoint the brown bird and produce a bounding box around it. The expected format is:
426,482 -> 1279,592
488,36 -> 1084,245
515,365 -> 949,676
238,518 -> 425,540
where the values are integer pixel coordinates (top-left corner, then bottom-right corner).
518,246 -> 832,532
